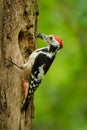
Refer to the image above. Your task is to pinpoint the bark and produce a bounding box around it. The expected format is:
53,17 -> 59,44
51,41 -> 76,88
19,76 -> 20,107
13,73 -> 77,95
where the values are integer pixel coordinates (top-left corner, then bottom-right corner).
0,0 -> 39,130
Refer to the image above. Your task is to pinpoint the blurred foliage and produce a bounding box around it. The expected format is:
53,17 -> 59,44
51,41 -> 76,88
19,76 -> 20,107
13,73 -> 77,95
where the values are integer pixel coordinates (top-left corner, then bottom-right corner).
33,0 -> 87,130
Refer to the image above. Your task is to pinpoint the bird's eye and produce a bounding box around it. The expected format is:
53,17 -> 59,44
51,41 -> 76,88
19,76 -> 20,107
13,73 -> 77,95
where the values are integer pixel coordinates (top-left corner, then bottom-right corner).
50,37 -> 53,40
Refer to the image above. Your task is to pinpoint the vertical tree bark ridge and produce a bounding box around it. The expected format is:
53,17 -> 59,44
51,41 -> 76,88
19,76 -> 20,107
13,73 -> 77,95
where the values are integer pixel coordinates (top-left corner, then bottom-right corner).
0,0 -> 39,130
0,0 -> 2,64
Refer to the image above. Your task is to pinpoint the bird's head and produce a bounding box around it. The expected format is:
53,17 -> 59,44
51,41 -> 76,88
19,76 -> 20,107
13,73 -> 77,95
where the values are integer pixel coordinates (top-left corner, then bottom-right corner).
37,33 -> 63,49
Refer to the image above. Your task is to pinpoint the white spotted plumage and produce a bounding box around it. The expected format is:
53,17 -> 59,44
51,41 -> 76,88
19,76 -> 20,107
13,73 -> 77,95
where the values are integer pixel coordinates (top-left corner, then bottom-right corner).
20,34 -> 63,111
38,65 -> 44,80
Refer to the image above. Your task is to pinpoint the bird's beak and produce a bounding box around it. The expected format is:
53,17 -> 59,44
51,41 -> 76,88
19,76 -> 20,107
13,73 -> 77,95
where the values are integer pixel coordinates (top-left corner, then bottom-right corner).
37,33 -> 47,39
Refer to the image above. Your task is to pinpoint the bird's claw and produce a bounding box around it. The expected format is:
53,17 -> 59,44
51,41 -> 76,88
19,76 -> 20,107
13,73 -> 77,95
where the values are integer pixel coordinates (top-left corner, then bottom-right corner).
5,57 -> 13,68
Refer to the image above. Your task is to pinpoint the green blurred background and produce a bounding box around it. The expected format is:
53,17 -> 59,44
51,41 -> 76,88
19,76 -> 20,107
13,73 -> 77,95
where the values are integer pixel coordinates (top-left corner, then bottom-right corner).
33,0 -> 87,130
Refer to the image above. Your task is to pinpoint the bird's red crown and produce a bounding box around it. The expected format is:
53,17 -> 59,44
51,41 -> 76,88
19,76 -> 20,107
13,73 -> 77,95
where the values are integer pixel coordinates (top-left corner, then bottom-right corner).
54,36 -> 63,47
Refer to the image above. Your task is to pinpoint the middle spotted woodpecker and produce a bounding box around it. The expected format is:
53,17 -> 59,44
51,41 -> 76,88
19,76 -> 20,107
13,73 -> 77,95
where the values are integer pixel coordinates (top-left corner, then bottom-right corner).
7,33 -> 63,112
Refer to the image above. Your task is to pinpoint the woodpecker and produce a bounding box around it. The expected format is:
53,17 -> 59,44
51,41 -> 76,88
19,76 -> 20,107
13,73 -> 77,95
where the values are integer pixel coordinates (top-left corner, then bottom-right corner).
7,33 -> 63,112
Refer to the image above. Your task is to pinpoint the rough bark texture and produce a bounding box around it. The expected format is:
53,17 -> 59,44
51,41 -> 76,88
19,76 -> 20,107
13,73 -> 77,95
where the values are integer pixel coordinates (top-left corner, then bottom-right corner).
0,0 -> 39,130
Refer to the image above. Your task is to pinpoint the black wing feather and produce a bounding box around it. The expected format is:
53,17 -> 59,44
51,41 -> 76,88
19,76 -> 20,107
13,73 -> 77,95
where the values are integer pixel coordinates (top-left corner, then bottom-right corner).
21,53 -> 55,111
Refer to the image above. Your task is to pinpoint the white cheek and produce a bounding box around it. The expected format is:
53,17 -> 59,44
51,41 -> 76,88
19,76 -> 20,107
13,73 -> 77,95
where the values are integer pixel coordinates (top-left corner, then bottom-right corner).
52,41 -> 58,46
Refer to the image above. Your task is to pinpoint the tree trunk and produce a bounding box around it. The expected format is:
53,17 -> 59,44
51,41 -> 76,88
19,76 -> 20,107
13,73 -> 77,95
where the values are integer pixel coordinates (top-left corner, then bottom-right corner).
0,0 -> 39,130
